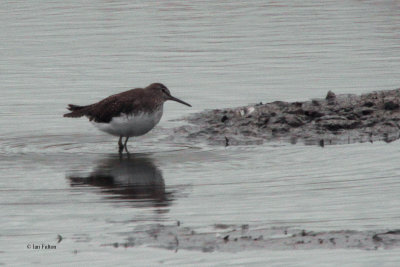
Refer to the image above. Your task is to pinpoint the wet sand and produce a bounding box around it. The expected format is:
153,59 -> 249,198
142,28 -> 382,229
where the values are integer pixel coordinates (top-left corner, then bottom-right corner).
111,224 -> 400,252
176,88 -> 400,146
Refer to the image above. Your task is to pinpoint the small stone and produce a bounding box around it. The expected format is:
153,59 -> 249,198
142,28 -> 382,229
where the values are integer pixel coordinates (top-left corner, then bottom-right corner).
319,139 -> 324,147
361,109 -> 374,116
326,90 -> 336,100
322,119 -> 360,131
225,136 -> 229,147
384,101 -> 399,110
223,235 -> 229,242
290,136 -> 297,144
247,107 -> 255,115
372,234 -> 383,242
363,101 -> 374,107
304,110 -> 324,118
312,99 -> 321,106
221,115 -> 229,122
254,235 -> 263,241
292,102 -> 303,107
286,115 -> 305,127
385,230 -> 400,235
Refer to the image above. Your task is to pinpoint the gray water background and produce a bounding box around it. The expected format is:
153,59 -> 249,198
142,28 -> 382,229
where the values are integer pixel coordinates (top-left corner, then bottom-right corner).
1,1 -> 400,266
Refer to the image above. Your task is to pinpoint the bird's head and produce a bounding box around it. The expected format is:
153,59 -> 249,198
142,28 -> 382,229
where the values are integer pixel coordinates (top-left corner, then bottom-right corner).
147,83 -> 191,107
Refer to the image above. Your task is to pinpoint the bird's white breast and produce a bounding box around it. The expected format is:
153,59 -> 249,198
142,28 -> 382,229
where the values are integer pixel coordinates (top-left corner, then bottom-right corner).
92,107 -> 163,137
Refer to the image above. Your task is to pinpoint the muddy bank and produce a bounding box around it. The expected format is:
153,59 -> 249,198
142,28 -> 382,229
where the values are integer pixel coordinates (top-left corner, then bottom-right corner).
107,223 -> 400,252
175,88 -> 400,146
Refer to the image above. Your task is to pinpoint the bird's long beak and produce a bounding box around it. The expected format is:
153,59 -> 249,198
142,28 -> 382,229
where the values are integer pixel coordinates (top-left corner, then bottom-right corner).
169,95 -> 192,107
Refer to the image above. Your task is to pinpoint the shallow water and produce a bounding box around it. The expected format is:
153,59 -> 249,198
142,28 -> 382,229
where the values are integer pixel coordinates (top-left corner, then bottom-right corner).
1,1 -> 400,266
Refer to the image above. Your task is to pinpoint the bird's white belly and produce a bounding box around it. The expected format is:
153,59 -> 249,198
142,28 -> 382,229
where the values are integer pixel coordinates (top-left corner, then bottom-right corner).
92,108 -> 163,137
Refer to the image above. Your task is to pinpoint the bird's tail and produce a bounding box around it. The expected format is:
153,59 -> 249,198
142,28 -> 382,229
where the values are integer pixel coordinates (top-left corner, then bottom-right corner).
63,104 -> 90,118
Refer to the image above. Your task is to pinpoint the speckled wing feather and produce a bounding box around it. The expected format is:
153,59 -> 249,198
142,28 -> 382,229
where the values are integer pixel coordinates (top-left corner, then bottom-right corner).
64,88 -> 147,123
87,89 -> 149,123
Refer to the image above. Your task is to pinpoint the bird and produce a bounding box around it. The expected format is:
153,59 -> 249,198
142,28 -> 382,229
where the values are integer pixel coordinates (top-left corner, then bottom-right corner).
63,83 -> 191,153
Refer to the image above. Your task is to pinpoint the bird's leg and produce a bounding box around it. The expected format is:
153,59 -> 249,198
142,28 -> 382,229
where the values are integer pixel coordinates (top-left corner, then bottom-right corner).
118,136 -> 124,153
124,137 -> 130,154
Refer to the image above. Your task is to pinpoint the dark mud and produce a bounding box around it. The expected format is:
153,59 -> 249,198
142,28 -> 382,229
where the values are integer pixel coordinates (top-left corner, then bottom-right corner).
107,224 -> 400,252
175,88 -> 400,146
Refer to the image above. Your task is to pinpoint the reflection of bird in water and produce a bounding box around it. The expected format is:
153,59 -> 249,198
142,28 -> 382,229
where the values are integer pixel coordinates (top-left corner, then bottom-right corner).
68,155 -> 173,208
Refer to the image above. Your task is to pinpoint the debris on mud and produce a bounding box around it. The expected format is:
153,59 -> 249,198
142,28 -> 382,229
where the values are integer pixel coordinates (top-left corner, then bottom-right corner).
106,224 -> 400,252
175,88 -> 400,146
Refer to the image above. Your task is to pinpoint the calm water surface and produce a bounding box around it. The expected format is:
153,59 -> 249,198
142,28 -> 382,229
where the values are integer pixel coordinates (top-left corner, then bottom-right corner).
1,1 -> 400,266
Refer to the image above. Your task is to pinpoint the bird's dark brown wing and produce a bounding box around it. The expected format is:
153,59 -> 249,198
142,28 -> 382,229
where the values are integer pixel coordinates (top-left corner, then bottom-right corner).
64,87 -> 164,123
85,89 -> 147,123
